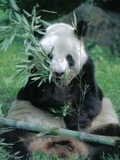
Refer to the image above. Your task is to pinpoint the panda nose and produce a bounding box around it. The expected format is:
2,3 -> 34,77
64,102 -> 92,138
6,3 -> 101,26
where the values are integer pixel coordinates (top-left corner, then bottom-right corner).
54,72 -> 64,78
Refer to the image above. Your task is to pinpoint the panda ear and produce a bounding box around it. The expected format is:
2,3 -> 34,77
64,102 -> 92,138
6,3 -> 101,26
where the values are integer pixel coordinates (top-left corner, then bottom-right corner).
74,20 -> 88,37
34,24 -> 45,38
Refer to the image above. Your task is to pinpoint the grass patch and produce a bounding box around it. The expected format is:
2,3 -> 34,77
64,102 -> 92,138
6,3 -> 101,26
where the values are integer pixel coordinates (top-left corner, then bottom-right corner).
89,44 -> 120,113
32,151 -> 84,160
0,147 -> 9,160
0,40 -> 23,114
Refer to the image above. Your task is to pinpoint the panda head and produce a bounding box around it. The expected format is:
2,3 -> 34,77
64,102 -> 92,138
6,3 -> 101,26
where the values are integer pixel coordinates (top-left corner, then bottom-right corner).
38,21 -> 88,84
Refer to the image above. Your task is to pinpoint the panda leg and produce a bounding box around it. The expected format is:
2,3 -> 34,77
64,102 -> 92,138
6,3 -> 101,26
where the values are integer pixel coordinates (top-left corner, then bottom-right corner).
0,129 -> 32,160
87,124 -> 120,160
91,123 -> 120,136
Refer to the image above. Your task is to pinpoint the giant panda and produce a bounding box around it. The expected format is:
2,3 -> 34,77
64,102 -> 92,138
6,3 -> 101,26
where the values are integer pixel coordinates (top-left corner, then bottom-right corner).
1,21 -> 120,160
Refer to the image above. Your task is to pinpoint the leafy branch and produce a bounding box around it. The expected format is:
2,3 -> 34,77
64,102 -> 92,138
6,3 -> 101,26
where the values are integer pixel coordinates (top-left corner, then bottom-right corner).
0,0 -> 55,85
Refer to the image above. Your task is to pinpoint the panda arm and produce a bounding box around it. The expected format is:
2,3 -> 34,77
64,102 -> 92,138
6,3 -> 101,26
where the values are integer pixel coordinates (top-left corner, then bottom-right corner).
79,89 -> 102,128
65,57 -> 103,130
17,80 -> 71,111
64,89 -> 102,130
79,57 -> 103,128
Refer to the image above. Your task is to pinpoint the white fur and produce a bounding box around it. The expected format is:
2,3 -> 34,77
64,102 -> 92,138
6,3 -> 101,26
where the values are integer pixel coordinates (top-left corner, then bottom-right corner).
84,97 -> 119,133
40,23 -> 88,84
7,100 -> 66,128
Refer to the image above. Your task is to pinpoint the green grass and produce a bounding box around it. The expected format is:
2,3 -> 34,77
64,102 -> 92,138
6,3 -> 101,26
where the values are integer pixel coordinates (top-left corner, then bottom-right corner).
0,40 -> 23,114
90,44 -> 120,112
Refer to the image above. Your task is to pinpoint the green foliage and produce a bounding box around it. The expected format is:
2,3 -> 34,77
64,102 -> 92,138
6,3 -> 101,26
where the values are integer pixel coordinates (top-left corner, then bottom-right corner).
0,104 -> 3,117
0,147 -> 8,160
0,0 -> 70,87
50,103 -> 71,117
33,151 -> 59,160
33,151 -> 84,160
0,1 -> 73,118
0,0 -> 55,86
0,39 -> 22,114
101,153 -> 120,160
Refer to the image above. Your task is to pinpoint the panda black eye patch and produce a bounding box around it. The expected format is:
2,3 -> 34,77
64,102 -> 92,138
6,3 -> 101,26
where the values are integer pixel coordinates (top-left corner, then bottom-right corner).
66,54 -> 75,67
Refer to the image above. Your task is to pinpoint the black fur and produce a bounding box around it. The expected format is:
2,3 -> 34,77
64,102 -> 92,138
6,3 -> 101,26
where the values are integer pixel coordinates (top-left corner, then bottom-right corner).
17,81 -> 71,111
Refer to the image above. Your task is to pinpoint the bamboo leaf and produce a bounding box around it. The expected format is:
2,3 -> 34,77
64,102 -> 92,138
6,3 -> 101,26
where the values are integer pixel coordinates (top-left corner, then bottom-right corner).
41,9 -> 57,14
13,68 -> 26,79
31,77 -> 40,81
14,11 -> 22,23
23,9 -> 31,17
16,64 -> 27,69
22,14 -> 30,27
25,41 -> 32,54
34,29 -> 45,35
9,0 -> 19,11
32,6 -> 36,16
39,19 -> 51,26
35,16 -> 42,21
0,104 -> 3,118
38,80 -> 43,87
31,14 -> 35,30
72,12 -> 77,29
21,75 -> 29,85
20,59 -> 31,63
9,34 -> 15,44
34,24 -> 42,30
40,63 -> 49,71
48,70 -> 53,83
0,26 -> 11,31
1,38 -> 9,52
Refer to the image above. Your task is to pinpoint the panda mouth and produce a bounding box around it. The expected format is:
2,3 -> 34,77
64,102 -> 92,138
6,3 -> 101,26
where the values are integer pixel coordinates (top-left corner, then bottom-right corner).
54,72 -> 64,82
53,71 -> 76,86
54,72 -> 64,78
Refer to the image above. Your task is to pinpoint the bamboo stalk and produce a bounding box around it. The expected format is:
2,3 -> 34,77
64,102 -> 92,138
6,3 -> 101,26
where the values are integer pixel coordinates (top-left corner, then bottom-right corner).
0,118 -> 120,146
